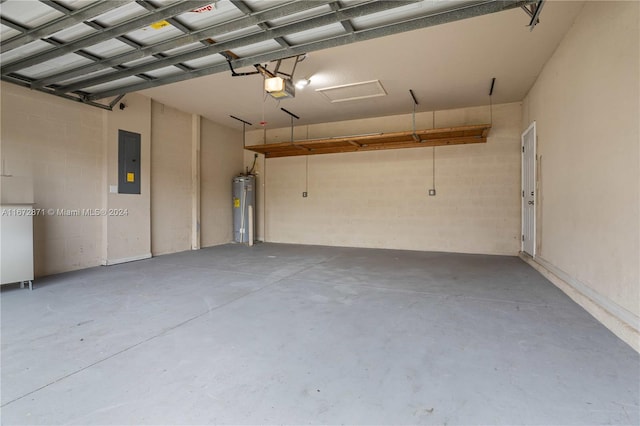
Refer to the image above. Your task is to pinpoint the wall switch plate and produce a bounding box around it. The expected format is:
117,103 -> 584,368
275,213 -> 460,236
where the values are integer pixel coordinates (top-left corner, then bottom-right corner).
428,189 -> 436,196
302,192 -> 308,198
109,185 -> 118,193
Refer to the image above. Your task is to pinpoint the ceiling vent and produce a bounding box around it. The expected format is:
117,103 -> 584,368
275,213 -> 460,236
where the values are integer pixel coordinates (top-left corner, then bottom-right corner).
316,80 -> 387,103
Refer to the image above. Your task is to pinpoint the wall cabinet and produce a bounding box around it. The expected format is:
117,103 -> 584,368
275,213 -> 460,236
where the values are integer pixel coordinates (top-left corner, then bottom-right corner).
0,204 -> 34,289
1,177 -> 34,290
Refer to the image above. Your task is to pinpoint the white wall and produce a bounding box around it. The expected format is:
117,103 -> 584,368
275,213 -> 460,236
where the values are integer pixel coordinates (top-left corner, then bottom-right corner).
521,1 -> 639,350
201,118 -> 244,247
103,93 -> 152,264
151,101 -> 192,255
0,83 -> 103,276
0,83 -> 243,277
245,102 -> 522,255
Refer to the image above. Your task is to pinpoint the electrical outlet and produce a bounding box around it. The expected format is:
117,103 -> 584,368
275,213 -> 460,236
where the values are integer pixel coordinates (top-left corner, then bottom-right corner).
302,192 -> 308,198
428,189 -> 436,196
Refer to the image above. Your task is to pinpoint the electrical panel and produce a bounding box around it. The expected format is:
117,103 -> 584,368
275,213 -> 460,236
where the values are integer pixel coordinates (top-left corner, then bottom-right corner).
118,130 -> 141,194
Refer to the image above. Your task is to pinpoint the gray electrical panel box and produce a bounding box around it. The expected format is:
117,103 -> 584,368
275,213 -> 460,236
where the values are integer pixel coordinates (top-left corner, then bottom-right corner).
118,130 -> 141,194
232,175 -> 255,243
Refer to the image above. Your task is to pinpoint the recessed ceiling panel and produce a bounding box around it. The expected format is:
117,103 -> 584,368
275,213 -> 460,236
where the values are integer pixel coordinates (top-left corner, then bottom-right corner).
316,80 -> 387,103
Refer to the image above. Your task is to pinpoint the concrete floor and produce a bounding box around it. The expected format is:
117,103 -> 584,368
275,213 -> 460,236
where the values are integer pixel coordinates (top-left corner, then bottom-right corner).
1,243 -> 638,425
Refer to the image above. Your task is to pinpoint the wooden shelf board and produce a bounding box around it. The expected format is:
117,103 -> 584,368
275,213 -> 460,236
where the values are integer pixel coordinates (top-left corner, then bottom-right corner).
245,124 -> 491,158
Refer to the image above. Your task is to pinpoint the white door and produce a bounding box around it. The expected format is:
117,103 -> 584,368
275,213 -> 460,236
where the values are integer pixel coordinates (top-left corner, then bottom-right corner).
521,122 -> 536,256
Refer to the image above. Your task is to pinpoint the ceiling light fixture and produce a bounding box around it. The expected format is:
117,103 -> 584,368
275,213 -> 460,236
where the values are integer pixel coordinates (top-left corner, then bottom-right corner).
295,78 -> 310,89
265,76 -> 295,99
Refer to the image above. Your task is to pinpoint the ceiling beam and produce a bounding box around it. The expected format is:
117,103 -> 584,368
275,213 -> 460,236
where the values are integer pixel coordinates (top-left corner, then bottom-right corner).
60,0 -> 415,93
136,1 -> 221,71
41,36 -> 155,89
231,0 -> 269,32
81,20 -> 158,86
0,17 -> 29,33
527,0 -> 545,30
274,37 -> 291,48
43,37 -> 102,62
135,1 -> 203,41
110,2 -> 199,76
230,0 -> 291,47
14,1 -> 158,92
29,0 -> 332,89
87,0 -> 536,101
341,20 -> 356,33
0,73 -> 115,110
229,0 -> 253,15
329,0 -> 356,33
1,0 -> 212,74
39,0 -> 76,15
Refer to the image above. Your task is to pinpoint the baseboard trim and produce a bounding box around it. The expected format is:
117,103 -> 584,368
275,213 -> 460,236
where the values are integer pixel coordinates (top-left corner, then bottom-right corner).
519,252 -> 639,353
103,253 -> 152,266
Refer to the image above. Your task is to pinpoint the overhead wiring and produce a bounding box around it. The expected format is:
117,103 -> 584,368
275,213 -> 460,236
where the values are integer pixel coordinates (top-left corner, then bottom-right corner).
432,110 -> 436,193
489,77 -> 496,125
248,153 -> 258,175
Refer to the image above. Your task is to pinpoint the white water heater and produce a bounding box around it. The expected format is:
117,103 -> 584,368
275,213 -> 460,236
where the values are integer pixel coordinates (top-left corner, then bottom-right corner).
232,175 -> 255,243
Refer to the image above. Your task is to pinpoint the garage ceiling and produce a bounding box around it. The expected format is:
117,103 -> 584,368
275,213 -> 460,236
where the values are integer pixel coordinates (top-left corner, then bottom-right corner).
1,0 -> 583,128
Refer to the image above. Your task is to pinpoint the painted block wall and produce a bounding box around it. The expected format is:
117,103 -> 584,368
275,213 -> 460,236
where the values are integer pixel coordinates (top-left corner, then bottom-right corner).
151,101 -> 192,255
0,83 -> 102,276
103,93 -> 151,264
522,1 -> 639,346
201,118 -> 244,247
1,83 -> 243,277
245,102 -> 522,255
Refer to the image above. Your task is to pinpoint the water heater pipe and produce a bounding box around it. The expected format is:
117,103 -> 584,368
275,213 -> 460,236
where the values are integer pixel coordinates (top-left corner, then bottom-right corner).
248,205 -> 254,247
240,185 -> 247,242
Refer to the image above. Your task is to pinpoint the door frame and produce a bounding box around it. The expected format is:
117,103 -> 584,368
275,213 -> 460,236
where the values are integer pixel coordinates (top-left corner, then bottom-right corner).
521,121 -> 536,257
